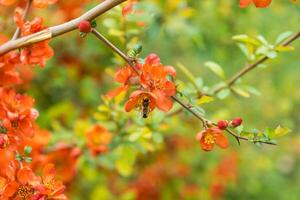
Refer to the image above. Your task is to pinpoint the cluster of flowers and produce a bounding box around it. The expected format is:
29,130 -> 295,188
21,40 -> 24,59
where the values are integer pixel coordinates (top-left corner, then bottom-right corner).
196,118 -> 243,151
107,53 -> 177,116
0,2 -> 81,199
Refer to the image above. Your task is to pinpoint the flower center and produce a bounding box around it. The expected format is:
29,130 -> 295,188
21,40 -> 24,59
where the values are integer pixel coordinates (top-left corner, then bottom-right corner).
17,184 -> 34,199
204,134 -> 215,144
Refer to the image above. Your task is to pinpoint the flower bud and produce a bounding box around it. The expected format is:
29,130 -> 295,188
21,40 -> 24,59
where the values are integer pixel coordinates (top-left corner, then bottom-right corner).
217,120 -> 228,130
230,117 -> 243,128
0,134 -> 9,149
78,20 -> 92,33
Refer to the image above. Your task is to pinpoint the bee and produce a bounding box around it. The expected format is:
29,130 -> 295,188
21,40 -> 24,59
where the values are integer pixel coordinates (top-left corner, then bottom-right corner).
141,97 -> 150,118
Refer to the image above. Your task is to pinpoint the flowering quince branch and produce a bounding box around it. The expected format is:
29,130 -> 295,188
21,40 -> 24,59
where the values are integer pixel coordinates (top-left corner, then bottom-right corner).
90,28 -> 208,128
0,0 -> 127,56
211,31 -> 300,95
11,0 -> 33,40
87,26 -> 277,148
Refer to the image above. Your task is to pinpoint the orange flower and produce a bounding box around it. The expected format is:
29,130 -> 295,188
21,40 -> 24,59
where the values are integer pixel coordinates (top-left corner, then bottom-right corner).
139,54 -> 176,112
33,0 -> 58,8
0,0 -> 58,7
122,0 -> 137,17
196,128 -> 229,151
106,66 -> 138,99
14,8 -> 54,67
36,163 -> 68,200
125,90 -> 157,114
86,125 -> 112,156
0,52 -> 21,87
240,0 -> 272,8
44,143 -> 81,183
0,88 -> 37,140
0,163 -> 40,200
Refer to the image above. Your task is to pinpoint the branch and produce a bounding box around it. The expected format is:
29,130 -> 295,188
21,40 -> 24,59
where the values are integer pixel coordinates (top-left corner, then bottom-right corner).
0,0 -> 127,56
211,31 -> 300,94
11,0 -> 33,40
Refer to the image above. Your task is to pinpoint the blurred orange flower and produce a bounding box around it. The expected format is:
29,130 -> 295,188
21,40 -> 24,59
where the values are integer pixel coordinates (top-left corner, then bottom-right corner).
45,143 -> 81,183
0,52 -> 21,87
240,0 -> 272,8
0,89 -> 37,143
86,125 -> 112,156
196,128 -> 229,151
14,8 -> 54,67
0,163 -> 40,200
0,0 -> 58,7
37,163 -> 68,200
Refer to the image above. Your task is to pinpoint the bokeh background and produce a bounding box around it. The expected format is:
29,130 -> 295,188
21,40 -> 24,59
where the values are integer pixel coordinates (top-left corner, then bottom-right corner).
1,0 -> 300,199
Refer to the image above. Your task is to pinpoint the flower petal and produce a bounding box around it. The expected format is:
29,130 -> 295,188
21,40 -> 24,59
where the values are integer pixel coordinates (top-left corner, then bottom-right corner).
153,90 -> 173,112
215,133 -> 229,149
240,0 -> 252,7
253,0 -> 271,7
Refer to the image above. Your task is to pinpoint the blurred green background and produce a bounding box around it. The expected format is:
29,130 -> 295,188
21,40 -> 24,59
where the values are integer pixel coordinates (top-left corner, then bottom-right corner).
2,0 -> 300,199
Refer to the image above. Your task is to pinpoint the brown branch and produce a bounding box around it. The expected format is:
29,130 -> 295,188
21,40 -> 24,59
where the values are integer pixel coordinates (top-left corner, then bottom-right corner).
0,0 -> 127,56
12,0 -> 33,40
212,31 -> 300,94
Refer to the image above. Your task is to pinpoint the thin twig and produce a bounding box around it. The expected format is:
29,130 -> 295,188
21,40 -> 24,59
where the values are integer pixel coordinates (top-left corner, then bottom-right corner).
0,0 -> 127,56
91,28 -> 139,74
12,0 -> 33,40
212,31 -> 300,94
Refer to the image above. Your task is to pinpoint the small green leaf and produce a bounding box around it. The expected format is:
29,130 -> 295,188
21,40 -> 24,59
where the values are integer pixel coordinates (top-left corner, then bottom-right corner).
176,62 -> 197,86
266,51 -> 277,59
232,34 -> 260,46
269,126 -> 291,139
196,95 -> 214,105
24,157 -> 32,163
24,146 -> 32,155
231,87 -> 250,98
275,45 -> 295,52
275,31 -> 293,45
257,35 -> 270,46
204,61 -> 225,79
217,88 -> 231,99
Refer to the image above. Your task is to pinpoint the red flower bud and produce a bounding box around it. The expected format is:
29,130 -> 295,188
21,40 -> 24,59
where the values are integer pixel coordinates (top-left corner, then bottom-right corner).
217,120 -> 228,130
230,117 -> 243,128
78,20 -> 91,33
0,134 -> 9,149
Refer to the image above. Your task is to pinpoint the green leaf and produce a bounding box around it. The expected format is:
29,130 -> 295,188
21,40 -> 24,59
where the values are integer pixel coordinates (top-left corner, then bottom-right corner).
196,95 -> 214,105
275,31 -> 293,45
24,146 -> 32,155
24,157 -> 32,163
232,34 -> 260,46
176,62 -> 197,85
275,45 -> 295,52
217,88 -> 231,99
245,86 -> 261,96
266,51 -> 277,59
204,61 -> 225,79
269,126 -> 291,139
231,87 -> 250,98
257,35 -> 270,47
